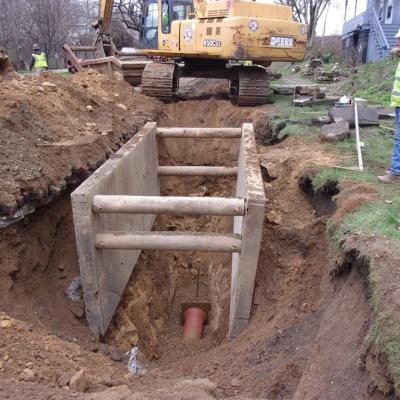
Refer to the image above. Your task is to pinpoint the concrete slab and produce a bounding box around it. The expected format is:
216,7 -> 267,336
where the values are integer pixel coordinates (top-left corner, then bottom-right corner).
329,107 -> 379,127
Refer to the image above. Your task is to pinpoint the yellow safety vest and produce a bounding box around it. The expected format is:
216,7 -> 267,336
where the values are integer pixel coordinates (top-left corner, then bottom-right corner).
33,52 -> 48,70
391,61 -> 400,108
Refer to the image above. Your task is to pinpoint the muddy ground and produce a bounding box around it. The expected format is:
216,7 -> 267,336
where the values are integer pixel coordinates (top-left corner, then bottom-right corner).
0,74 -> 398,399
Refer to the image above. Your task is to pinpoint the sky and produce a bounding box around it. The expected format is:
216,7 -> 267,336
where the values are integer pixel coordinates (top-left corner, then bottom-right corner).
264,0 -> 369,36
317,0 -> 368,35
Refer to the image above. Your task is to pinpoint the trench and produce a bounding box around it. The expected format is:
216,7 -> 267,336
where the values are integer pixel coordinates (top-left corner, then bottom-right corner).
0,81 -> 390,399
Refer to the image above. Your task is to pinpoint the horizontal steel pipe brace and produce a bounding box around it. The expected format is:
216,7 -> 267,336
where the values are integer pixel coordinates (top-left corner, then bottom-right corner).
96,232 -> 242,253
93,195 -> 245,216
158,166 -> 238,176
157,128 -> 242,138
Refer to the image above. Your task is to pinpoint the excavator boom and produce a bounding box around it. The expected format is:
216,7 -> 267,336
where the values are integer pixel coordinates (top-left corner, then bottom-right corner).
99,0 -> 114,35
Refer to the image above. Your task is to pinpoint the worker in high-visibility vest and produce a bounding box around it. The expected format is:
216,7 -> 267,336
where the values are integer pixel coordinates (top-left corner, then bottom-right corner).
29,44 -> 48,73
379,30 -> 400,182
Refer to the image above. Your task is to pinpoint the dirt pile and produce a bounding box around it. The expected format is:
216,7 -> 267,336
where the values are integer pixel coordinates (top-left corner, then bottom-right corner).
0,70 -> 161,222
0,48 -> 17,80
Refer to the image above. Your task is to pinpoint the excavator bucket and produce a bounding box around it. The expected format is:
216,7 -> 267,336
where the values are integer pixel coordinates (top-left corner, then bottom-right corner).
0,48 -> 17,80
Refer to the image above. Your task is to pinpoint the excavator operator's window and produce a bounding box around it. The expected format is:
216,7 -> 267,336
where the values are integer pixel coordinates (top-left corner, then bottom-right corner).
172,3 -> 193,21
161,0 -> 171,33
145,2 -> 158,28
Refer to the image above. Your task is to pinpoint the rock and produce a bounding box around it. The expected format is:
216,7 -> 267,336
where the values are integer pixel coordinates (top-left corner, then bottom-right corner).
57,372 -> 73,387
42,82 -> 57,92
69,369 -> 87,392
260,160 -> 279,180
69,303 -> 85,319
86,105 -> 94,112
329,107 -> 379,127
320,121 -> 350,142
108,346 -> 124,362
376,107 -> 396,120
311,116 -> 331,126
21,368 -> 35,382
117,103 -> 128,111
37,86 -> 45,93
230,378 -> 241,387
293,96 -> 338,107
113,72 -> 124,81
48,185 -> 62,197
0,320 -> 12,328
310,58 -> 323,68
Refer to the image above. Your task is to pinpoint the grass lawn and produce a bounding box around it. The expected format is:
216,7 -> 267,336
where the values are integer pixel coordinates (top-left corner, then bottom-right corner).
274,60 -> 400,392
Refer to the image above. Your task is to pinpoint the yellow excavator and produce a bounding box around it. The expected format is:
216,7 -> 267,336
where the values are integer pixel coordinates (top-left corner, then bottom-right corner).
94,0 -> 307,105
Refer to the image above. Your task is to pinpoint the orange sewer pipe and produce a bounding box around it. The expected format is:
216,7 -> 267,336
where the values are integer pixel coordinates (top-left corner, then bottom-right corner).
183,307 -> 207,342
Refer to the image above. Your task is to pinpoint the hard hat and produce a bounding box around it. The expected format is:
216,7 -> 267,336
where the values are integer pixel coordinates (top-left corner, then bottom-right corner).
33,43 -> 40,50
395,29 -> 400,39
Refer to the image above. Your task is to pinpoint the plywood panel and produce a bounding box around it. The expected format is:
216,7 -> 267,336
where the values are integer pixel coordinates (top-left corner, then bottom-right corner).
71,122 -> 159,337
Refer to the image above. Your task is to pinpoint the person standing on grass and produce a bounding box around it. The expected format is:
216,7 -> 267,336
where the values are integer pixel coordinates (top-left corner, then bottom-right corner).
29,44 -> 48,73
378,30 -> 400,183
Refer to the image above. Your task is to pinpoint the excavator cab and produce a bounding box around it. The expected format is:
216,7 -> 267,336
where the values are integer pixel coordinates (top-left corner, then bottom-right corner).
140,0 -> 193,50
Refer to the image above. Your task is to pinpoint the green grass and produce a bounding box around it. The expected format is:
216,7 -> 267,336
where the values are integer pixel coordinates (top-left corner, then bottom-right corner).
368,261 -> 400,393
295,58 -> 400,392
311,125 -> 400,242
341,59 -> 398,106
341,200 -> 400,240
57,71 -> 73,79
268,94 -> 330,143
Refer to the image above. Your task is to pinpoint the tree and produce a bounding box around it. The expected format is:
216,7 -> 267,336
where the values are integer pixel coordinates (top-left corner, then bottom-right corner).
27,0 -> 77,54
113,0 -> 145,32
0,0 -> 99,69
276,0 -> 332,48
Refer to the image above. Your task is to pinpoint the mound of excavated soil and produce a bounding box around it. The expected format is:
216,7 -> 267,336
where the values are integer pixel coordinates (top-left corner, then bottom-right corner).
0,70 -> 161,220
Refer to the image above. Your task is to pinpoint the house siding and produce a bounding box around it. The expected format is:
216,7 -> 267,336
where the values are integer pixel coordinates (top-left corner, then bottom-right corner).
342,0 -> 400,64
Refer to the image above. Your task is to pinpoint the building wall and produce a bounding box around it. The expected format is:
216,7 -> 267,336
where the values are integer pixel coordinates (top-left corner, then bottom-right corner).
342,29 -> 370,65
394,0 -> 400,24
367,0 -> 400,24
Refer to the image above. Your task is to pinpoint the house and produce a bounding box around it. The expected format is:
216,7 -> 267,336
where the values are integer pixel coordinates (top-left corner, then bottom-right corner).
342,0 -> 400,64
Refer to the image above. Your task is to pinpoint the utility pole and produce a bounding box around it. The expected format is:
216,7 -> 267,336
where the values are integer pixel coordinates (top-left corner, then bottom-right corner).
344,0 -> 349,21
354,0 -> 358,18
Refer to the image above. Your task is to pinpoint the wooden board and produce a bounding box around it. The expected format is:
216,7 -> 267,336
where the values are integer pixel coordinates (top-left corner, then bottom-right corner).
71,123 -> 160,337
229,123 -> 266,338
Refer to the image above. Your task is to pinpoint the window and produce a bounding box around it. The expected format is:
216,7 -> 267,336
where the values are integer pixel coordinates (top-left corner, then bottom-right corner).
145,2 -> 158,28
387,6 -> 392,20
172,3 -> 193,21
162,0 -> 170,33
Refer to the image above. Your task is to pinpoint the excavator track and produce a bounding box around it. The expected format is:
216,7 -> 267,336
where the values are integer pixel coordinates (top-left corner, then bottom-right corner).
231,68 -> 270,106
142,62 -> 180,102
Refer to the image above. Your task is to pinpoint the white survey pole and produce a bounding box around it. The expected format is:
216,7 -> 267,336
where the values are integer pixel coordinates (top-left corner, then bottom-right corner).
354,99 -> 364,172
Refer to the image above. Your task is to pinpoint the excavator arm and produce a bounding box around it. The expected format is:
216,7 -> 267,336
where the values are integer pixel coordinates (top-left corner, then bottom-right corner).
98,0 -> 114,36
